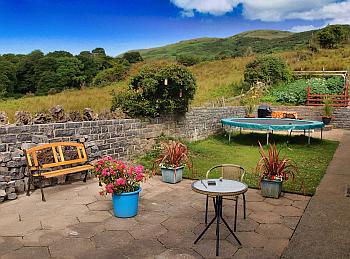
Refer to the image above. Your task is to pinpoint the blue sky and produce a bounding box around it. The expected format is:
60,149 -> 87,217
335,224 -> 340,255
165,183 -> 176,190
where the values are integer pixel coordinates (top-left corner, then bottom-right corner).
0,0 -> 349,56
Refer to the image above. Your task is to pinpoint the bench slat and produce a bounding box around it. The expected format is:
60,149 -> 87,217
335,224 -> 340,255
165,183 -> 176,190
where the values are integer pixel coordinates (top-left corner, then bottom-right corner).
33,164 -> 94,178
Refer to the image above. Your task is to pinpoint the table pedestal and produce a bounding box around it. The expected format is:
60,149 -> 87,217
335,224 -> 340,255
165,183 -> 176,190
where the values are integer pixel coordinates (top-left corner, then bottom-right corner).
194,196 -> 241,256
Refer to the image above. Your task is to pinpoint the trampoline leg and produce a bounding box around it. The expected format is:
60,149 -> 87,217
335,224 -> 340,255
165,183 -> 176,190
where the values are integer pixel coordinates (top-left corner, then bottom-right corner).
321,128 -> 323,140
240,127 -> 242,135
308,130 -> 311,144
267,132 -> 269,145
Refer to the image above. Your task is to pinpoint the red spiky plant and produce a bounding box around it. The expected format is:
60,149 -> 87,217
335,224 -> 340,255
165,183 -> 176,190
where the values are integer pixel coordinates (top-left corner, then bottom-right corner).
257,142 -> 297,182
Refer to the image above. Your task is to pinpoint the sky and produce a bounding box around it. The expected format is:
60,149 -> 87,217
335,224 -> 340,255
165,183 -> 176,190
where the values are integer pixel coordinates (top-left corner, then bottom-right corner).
0,0 -> 349,56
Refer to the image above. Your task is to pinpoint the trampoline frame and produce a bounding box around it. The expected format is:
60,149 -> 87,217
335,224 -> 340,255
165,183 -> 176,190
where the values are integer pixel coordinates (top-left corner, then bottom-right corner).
221,118 -> 325,145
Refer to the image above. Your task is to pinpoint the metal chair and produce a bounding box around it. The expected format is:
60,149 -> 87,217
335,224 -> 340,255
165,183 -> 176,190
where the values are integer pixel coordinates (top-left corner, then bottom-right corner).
205,164 -> 246,231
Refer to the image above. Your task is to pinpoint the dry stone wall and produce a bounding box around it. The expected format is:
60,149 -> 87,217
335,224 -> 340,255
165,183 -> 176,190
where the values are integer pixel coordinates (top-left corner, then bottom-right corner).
1,105 -> 349,202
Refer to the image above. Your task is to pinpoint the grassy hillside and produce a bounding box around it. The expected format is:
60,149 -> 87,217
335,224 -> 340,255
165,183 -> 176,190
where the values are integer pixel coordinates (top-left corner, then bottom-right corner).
137,29 -> 313,60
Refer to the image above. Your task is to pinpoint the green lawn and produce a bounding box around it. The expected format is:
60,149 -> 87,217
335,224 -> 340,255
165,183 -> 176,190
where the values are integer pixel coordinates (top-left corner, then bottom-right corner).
138,133 -> 339,196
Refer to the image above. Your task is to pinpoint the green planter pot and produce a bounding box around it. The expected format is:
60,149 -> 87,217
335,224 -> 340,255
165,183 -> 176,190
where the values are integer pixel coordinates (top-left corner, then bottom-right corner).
260,179 -> 283,198
160,165 -> 184,184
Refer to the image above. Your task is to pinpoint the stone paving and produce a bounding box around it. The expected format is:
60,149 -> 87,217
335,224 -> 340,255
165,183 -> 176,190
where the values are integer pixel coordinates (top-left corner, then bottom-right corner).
0,177 -> 310,259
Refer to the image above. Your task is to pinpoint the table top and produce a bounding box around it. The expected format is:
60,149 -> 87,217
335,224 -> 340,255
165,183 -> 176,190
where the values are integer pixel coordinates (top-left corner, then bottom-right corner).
192,179 -> 248,196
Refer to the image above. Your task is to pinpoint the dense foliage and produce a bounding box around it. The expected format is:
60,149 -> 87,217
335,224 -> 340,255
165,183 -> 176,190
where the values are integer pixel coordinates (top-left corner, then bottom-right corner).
0,48 -> 130,97
176,54 -> 201,66
268,77 -> 344,105
111,64 -> 196,117
317,25 -> 349,49
122,51 -> 143,63
244,55 -> 291,86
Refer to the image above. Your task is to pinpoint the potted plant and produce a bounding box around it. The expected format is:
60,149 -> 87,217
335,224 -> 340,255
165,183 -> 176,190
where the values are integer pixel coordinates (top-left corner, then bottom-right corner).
245,103 -> 256,118
322,98 -> 333,125
155,140 -> 191,184
257,142 -> 297,198
93,156 -> 147,218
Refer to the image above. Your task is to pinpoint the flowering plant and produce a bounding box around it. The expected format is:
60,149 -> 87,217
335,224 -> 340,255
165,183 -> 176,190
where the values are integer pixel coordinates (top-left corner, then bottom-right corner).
256,142 -> 297,182
93,156 -> 147,195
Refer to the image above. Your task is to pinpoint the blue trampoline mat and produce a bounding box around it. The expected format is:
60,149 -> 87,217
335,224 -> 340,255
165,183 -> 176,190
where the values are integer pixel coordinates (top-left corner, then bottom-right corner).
221,118 -> 324,131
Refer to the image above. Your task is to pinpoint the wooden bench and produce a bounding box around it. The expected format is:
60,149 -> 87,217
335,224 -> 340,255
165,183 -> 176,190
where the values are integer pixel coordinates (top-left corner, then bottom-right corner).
24,142 -> 94,201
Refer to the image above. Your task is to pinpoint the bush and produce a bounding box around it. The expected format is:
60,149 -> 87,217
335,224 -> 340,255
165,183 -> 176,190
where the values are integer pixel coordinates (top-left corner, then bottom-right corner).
93,64 -> 128,86
176,55 -> 201,66
317,25 -> 348,49
111,64 -> 196,117
244,55 -> 291,86
122,51 -> 143,63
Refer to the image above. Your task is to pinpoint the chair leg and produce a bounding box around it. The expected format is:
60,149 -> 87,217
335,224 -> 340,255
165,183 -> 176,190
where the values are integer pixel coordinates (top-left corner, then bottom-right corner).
205,195 -> 209,225
234,197 -> 238,231
243,193 -> 246,219
40,177 -> 46,202
83,170 -> 88,182
26,174 -> 32,196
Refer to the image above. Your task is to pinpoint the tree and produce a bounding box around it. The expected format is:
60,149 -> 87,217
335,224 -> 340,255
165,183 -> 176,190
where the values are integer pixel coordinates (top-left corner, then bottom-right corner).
92,48 -> 106,57
244,55 -> 291,86
0,60 -> 16,96
318,25 -> 348,49
36,71 -> 60,95
111,64 -> 196,117
47,51 -> 73,58
55,57 -> 84,90
16,50 -> 44,94
93,64 -> 128,86
122,51 -> 143,63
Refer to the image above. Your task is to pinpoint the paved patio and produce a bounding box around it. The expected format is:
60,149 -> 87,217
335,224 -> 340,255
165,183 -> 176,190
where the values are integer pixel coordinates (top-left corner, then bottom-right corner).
0,177 -> 310,259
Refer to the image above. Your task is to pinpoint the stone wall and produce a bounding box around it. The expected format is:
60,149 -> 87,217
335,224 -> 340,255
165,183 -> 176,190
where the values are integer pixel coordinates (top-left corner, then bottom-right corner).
1,105 -> 350,202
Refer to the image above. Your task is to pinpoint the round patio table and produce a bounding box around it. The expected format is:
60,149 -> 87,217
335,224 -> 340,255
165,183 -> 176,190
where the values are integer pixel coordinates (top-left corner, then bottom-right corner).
192,179 -> 248,256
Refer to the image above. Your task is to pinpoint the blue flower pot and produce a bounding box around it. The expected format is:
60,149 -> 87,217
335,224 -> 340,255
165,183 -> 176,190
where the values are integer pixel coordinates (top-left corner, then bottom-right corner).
261,179 -> 283,198
161,166 -> 184,184
112,187 -> 141,218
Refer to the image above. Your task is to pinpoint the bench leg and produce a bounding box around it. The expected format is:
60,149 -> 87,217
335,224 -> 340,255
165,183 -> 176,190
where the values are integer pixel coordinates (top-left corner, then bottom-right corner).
40,177 -> 46,202
26,174 -> 32,196
83,170 -> 88,182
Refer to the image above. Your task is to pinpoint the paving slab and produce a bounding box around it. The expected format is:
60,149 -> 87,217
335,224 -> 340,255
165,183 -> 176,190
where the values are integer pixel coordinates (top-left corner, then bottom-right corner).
283,130 -> 350,258
1,176 -> 310,258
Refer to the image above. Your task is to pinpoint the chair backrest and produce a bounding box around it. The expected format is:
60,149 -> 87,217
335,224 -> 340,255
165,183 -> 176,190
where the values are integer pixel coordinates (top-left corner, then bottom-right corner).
24,142 -> 88,171
206,164 -> 245,182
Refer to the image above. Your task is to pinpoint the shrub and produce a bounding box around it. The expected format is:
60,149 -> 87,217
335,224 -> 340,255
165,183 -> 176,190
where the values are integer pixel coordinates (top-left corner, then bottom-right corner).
122,51 -> 143,63
244,55 -> 291,86
176,54 -> 201,66
111,64 -> 196,117
317,25 -> 349,49
93,64 -> 128,86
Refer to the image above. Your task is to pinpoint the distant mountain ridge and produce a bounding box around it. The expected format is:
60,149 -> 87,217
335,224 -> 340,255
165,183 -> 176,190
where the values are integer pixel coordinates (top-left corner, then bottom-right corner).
132,26 -> 349,60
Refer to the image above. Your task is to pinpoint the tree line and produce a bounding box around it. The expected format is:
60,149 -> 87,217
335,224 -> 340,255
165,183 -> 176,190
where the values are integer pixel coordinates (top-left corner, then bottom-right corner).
0,48 -> 143,98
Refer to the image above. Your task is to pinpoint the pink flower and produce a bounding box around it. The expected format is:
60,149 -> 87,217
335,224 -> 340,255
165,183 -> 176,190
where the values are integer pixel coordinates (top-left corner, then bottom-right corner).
96,166 -> 101,172
116,178 -> 126,186
102,168 -> 109,177
135,165 -> 144,174
136,173 -> 144,181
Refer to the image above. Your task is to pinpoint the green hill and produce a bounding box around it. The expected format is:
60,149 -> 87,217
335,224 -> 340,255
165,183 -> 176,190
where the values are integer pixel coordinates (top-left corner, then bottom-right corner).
135,27 -> 350,60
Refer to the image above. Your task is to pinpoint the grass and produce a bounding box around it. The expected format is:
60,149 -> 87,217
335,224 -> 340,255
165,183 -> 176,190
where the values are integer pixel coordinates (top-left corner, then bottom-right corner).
138,133 -> 339,196
0,82 -> 127,122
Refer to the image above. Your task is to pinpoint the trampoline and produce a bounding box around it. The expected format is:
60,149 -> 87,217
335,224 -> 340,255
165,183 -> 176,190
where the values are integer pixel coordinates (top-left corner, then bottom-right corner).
221,118 -> 325,144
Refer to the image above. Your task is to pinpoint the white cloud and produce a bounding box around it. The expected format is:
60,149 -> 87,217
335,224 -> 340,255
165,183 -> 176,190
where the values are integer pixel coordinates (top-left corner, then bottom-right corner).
290,25 -> 322,32
170,0 -> 240,16
171,0 -> 350,25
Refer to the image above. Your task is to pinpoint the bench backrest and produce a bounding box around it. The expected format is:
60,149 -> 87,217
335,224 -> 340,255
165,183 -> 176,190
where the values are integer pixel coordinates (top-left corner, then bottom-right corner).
25,142 -> 89,170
